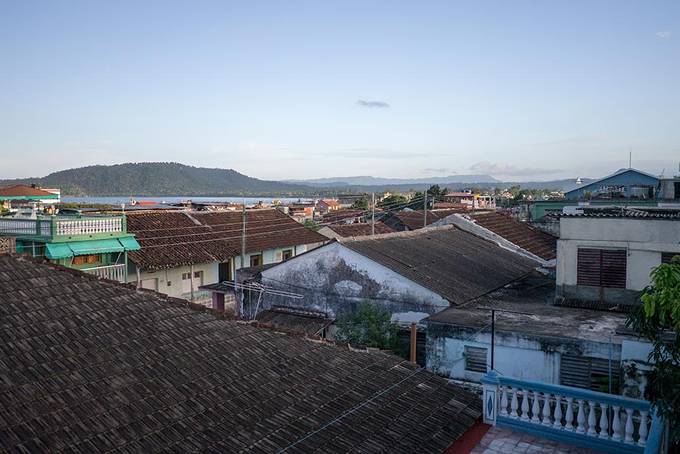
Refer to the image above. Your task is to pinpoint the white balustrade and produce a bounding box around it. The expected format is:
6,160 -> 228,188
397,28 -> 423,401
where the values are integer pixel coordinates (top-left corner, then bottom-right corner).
56,217 -> 123,236
82,264 -> 126,282
484,376 -> 653,450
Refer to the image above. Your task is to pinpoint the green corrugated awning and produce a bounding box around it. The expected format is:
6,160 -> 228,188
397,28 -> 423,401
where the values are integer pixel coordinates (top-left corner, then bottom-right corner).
68,239 -> 124,255
118,236 -> 141,251
45,243 -> 73,259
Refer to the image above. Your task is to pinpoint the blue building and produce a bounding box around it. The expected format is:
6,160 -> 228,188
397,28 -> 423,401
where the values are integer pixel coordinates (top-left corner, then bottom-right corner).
564,168 -> 659,201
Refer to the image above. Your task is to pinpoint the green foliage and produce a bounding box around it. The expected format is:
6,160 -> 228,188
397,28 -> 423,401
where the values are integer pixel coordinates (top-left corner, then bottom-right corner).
335,303 -> 399,350
303,219 -> 320,231
379,194 -> 408,208
351,197 -> 369,210
626,257 -> 680,443
426,184 -> 448,198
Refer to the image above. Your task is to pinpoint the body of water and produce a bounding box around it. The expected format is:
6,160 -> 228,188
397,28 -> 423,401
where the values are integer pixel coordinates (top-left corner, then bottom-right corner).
63,196 -> 313,205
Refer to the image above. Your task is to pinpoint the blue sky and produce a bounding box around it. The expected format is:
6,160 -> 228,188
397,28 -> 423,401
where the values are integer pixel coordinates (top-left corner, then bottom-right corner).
1,0 -> 678,181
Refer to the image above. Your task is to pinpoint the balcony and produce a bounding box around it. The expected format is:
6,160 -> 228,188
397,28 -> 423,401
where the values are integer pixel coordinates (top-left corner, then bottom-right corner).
82,263 -> 127,282
481,372 -> 666,454
0,215 -> 126,241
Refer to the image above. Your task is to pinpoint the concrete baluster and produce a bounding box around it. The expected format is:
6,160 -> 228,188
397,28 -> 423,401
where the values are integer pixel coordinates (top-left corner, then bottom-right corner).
531,391 -> 541,423
598,403 -> 609,439
624,408 -> 635,444
511,389 -> 519,419
552,394 -> 563,429
638,410 -> 648,447
587,401 -> 598,436
576,399 -> 586,433
520,390 -> 530,421
500,387 -> 508,416
611,406 -> 622,441
564,397 -> 574,431
542,393 -> 552,426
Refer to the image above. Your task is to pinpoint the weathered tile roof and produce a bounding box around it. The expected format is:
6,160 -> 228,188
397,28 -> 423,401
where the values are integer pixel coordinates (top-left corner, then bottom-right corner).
0,255 -> 481,452
254,306 -> 334,336
468,211 -> 557,261
0,184 -> 55,197
325,222 -> 395,237
340,226 -> 539,304
126,209 -> 327,271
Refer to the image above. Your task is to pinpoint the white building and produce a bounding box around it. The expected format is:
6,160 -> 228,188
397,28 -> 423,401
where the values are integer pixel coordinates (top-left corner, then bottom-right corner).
556,208 -> 680,307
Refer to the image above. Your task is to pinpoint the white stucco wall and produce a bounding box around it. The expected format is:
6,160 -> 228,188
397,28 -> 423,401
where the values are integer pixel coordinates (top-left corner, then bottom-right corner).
131,262 -> 218,305
260,242 -> 450,320
428,328 -> 622,385
557,217 -> 680,291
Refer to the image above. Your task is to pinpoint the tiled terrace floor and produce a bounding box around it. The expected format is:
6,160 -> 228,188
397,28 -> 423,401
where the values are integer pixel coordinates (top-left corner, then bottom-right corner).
471,426 -> 604,454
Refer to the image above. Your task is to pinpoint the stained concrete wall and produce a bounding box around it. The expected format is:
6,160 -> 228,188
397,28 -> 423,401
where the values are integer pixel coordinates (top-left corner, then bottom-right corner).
426,322 -> 622,385
257,242 -> 449,320
557,217 -> 680,304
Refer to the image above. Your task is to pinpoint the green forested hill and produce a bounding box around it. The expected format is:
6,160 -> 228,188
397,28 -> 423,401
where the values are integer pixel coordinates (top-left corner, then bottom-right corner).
0,162 -> 315,196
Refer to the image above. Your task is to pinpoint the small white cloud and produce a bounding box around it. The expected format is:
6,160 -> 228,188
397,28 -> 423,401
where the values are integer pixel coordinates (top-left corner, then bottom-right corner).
656,31 -> 672,39
469,161 -> 561,177
356,100 -> 390,108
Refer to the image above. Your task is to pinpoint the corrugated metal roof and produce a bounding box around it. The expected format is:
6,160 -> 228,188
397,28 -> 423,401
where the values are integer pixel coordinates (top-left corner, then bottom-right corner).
340,225 -> 538,304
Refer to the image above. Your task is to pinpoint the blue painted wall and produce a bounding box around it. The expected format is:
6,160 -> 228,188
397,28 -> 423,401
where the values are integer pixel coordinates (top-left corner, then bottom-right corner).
565,169 -> 659,200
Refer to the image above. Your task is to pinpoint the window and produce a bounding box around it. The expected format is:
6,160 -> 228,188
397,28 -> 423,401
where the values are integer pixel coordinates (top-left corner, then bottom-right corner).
662,252 -> 680,264
560,354 -> 620,393
464,346 -> 488,373
249,254 -> 263,267
72,254 -> 101,266
577,248 -> 626,289
181,271 -> 203,293
282,249 -> 293,261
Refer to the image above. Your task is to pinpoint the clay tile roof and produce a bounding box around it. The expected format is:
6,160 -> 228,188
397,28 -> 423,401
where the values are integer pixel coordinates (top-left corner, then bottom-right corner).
0,184 -> 55,197
327,222 -> 395,237
469,211 -> 557,261
254,306 -> 334,336
386,209 -> 462,231
340,225 -> 538,304
0,254 -> 481,452
126,209 -> 327,271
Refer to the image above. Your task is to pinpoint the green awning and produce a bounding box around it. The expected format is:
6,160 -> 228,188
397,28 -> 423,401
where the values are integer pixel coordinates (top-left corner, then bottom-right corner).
118,236 -> 141,251
45,243 -> 73,259
68,239 -> 124,255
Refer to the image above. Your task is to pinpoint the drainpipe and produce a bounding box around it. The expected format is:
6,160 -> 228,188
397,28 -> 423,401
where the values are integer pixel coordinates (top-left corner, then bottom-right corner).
409,323 -> 417,364
136,267 -> 141,289
190,264 -> 195,302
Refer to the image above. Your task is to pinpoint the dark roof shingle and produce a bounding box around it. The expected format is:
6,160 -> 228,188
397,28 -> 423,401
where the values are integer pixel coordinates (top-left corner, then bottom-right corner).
0,254 -> 481,452
326,222 -> 395,237
340,226 -> 538,304
127,209 -> 327,270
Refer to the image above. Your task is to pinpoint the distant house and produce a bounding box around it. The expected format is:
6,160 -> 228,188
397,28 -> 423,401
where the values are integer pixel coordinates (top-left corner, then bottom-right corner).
125,209 -> 327,305
318,222 -> 395,239
0,184 -> 60,208
320,209 -> 366,224
250,226 -> 538,325
556,207 -> 680,307
564,168 -> 660,201
0,212 -> 140,282
315,199 -> 341,214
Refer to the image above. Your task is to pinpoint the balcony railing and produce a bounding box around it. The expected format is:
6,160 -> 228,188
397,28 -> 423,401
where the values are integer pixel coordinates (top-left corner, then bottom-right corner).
82,264 -> 127,283
481,372 -> 665,454
0,216 -> 126,240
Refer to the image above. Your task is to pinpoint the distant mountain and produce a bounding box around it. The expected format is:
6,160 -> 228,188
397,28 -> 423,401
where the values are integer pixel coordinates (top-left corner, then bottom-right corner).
0,162 -> 316,196
287,175 -> 500,187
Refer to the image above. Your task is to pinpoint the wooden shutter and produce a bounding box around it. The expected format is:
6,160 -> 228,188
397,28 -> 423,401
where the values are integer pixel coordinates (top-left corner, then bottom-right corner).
464,346 -> 488,373
577,248 -> 626,289
560,355 -> 620,393
662,252 -> 680,264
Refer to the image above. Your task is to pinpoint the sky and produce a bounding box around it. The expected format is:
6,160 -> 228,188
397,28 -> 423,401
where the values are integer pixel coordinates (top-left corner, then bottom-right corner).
1,0 -> 679,181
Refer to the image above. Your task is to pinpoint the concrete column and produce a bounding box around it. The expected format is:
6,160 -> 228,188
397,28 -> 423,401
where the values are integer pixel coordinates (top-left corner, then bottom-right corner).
481,371 -> 500,425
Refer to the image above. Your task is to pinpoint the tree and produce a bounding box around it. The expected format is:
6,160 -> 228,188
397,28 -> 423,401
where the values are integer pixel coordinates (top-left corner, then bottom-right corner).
427,184 -> 448,199
303,219 -> 320,231
335,303 -> 399,350
351,197 -> 369,211
379,194 -> 407,209
626,257 -> 680,443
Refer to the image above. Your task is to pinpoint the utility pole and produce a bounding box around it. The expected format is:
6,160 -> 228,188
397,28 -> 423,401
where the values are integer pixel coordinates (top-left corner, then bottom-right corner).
371,193 -> 375,235
423,191 -> 427,228
490,309 -> 495,372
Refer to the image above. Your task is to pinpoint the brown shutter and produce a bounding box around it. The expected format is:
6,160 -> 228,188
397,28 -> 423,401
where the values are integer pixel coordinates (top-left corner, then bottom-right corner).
577,248 -> 626,289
